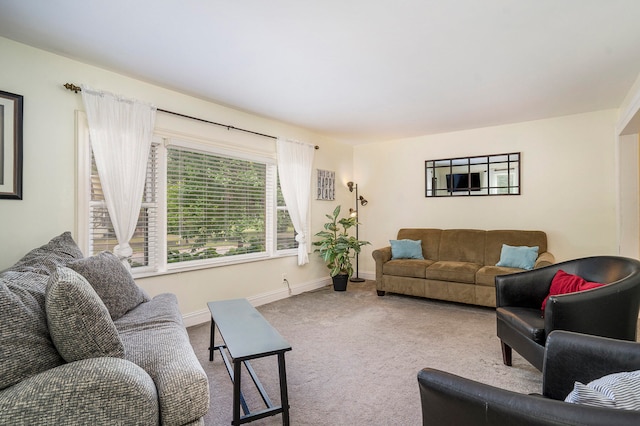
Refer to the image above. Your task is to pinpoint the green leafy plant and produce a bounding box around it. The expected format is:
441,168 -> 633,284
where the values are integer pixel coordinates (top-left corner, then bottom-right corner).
313,205 -> 370,277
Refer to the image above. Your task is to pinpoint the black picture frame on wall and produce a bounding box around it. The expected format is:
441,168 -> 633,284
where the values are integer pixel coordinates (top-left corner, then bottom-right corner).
0,90 -> 23,200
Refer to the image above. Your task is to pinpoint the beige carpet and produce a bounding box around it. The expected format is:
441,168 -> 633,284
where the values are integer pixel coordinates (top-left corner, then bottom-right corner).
187,280 -> 541,425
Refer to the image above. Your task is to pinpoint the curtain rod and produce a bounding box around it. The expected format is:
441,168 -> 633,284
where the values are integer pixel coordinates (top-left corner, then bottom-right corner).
63,83 -> 319,149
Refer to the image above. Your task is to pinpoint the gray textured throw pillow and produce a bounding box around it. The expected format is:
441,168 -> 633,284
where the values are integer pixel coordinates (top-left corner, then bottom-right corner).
45,267 -> 124,362
6,231 -> 84,275
0,275 -> 64,390
68,251 -> 149,320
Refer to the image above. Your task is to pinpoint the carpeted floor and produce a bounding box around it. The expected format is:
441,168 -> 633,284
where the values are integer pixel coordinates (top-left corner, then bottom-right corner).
187,280 -> 541,425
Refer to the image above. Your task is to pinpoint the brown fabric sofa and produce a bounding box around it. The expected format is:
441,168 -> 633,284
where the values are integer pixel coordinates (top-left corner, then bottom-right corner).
372,228 -> 554,307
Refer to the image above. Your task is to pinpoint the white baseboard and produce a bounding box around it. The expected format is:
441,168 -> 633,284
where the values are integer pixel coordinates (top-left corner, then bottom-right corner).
249,276 -> 331,306
182,276 -> 332,327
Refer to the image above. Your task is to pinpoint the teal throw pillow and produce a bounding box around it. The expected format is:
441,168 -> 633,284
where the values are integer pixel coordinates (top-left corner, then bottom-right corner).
390,239 -> 424,260
496,244 -> 539,270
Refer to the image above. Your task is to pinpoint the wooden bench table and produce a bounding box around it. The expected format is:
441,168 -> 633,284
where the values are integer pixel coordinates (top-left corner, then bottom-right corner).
208,299 -> 292,425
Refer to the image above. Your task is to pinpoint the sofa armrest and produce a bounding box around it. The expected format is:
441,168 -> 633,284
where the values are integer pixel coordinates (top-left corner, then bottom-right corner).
544,278 -> 640,342
543,330 -> 640,401
535,251 -> 555,268
0,357 -> 159,425
495,266 -> 558,308
418,367 -> 640,426
372,246 -> 392,282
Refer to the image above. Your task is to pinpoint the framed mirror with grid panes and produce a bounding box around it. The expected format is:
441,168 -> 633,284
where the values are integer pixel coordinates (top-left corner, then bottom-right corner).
425,152 -> 520,197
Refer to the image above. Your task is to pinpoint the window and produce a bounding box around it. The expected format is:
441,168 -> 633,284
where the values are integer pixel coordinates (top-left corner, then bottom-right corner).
166,145 -> 270,264
78,114 -> 298,275
491,169 -> 517,195
88,143 -> 159,270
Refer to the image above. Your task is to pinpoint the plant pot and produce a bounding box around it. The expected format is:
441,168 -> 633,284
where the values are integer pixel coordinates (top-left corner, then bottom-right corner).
332,274 -> 349,291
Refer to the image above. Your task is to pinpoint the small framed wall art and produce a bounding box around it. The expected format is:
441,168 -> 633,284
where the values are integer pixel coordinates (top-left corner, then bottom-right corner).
316,169 -> 335,200
0,90 -> 23,200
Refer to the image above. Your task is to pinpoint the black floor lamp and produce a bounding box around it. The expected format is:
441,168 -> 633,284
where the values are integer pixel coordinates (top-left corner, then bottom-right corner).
347,181 -> 368,282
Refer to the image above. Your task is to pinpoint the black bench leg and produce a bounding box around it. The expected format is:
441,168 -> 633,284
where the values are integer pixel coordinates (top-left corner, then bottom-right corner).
278,353 -> 290,426
501,340 -> 512,366
233,360 -> 242,425
209,318 -> 215,361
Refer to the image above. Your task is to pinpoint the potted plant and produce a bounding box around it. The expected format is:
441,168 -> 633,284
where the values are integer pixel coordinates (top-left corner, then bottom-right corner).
313,205 -> 370,291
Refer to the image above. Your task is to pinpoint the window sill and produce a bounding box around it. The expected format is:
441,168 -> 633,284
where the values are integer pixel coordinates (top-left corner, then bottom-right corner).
132,250 -> 298,279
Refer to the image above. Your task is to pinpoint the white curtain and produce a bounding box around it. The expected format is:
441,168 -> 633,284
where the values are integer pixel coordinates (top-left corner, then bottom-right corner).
277,138 -> 315,265
81,85 -> 157,267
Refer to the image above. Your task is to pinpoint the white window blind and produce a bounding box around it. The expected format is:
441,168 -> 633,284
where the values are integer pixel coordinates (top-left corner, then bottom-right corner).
89,143 -> 159,269
166,145 -> 270,264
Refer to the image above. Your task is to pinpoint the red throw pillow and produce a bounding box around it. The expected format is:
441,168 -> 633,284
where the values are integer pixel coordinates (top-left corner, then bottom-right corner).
541,270 -> 605,312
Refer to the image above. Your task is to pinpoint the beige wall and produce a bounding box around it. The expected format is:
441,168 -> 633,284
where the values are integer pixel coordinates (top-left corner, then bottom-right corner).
617,133 -> 639,258
1,36 -> 637,323
354,109 -> 621,277
617,72 -> 640,259
0,37 -> 355,323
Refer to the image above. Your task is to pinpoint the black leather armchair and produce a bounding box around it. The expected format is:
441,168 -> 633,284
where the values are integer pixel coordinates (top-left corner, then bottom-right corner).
418,331 -> 640,426
496,255 -> 640,371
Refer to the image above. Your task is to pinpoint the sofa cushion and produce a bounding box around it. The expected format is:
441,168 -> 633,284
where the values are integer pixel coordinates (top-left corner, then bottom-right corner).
425,261 -> 482,284
438,229 -> 486,264
115,293 -> 210,425
541,270 -> 605,312
397,228 -> 442,260
383,259 -> 434,278
68,251 -> 149,320
496,244 -> 539,270
565,370 -> 640,410
0,232 -> 85,390
46,266 -> 125,362
5,231 -> 84,275
496,306 -> 545,344
390,239 -> 424,259
475,265 -> 524,287
0,272 -> 64,390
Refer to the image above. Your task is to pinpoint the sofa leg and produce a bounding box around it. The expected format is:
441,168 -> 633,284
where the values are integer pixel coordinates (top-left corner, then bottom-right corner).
376,290 -> 386,296
501,341 -> 512,366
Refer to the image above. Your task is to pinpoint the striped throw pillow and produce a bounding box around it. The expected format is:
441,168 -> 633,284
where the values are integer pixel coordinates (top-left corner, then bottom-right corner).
565,370 -> 640,410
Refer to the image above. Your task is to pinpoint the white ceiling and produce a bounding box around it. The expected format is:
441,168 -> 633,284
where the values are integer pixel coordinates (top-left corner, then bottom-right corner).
1,0 -> 640,144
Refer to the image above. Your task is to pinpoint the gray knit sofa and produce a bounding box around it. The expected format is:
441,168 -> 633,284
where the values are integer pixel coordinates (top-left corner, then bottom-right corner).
0,232 -> 209,425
